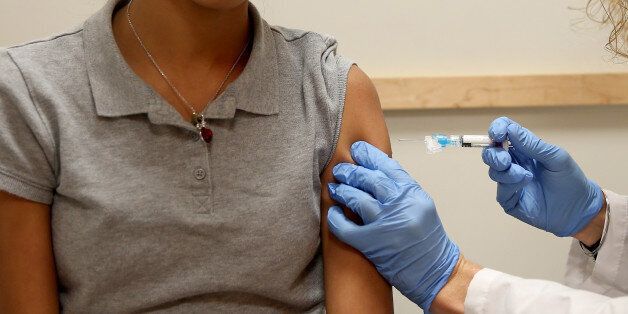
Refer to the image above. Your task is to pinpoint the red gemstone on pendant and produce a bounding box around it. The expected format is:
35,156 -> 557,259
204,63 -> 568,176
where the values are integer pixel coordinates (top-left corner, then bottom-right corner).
200,127 -> 213,143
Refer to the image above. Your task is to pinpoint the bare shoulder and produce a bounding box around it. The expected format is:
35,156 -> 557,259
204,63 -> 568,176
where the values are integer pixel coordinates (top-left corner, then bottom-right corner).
334,65 -> 391,163
346,65 -> 379,106
322,63 -> 392,211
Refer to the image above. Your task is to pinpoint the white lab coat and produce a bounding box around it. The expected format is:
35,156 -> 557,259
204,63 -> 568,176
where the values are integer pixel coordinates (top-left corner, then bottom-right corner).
464,190 -> 628,313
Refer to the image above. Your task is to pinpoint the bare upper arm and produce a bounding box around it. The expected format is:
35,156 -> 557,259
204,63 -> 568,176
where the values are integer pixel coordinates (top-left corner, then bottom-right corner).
321,65 -> 393,313
0,191 -> 59,313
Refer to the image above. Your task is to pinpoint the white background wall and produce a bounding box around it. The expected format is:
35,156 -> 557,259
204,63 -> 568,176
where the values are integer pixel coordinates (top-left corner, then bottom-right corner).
2,1 -> 627,312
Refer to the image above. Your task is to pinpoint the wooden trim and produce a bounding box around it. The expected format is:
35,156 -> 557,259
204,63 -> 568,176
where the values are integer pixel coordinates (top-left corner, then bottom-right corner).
372,73 -> 628,110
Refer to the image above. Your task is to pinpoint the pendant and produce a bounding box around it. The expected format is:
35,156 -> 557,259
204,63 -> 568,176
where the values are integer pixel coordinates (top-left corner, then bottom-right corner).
191,113 -> 213,143
200,126 -> 213,143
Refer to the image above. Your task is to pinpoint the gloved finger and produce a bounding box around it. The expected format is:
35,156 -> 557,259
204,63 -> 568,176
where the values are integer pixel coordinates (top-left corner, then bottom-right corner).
488,164 -> 533,184
327,205 -> 364,249
488,116 -> 513,142
496,182 -> 525,212
506,122 -> 569,172
509,145 -> 532,166
328,183 -> 383,224
333,163 -> 399,202
482,147 -> 512,171
350,141 -> 415,185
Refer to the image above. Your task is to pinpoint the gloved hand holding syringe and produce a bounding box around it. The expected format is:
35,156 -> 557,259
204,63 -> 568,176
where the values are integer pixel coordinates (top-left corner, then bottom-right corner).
399,134 -> 511,154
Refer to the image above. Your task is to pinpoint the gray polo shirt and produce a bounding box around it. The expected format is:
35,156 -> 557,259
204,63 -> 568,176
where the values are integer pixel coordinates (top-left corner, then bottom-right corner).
0,0 -> 352,312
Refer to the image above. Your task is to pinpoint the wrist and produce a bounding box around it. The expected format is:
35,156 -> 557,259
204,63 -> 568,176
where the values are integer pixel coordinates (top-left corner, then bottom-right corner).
430,256 -> 482,314
573,191 -> 607,246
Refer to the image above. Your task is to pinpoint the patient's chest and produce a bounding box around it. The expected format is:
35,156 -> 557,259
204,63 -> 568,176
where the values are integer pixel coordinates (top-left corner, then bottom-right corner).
51,109 -> 323,308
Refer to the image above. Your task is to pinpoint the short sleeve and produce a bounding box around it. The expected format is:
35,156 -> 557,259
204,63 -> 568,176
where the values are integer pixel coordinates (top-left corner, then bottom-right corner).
315,35 -> 354,173
0,49 -> 57,204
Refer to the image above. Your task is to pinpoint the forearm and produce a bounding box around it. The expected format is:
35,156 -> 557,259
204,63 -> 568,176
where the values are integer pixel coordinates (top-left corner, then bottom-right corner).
430,256 -> 482,314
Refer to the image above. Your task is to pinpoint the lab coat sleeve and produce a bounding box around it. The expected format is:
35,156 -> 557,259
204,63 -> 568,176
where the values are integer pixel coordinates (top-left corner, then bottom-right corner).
564,190 -> 628,294
465,190 -> 628,313
464,268 -> 628,313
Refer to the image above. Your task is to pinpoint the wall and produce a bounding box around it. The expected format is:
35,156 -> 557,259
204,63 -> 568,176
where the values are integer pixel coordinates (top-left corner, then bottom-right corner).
2,1 -> 627,312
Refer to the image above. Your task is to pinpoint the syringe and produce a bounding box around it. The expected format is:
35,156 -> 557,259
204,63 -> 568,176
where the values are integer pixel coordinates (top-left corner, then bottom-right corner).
399,134 -> 510,154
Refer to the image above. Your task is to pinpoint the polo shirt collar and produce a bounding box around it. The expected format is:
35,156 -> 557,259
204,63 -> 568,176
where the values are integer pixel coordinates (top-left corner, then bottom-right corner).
83,0 -> 280,124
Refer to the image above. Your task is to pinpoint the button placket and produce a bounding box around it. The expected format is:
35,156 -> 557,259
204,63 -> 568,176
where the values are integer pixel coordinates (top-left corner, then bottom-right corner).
189,137 -> 213,214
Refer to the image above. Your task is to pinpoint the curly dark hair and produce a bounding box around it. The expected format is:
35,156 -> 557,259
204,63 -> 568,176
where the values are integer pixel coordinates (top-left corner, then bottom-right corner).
587,0 -> 628,58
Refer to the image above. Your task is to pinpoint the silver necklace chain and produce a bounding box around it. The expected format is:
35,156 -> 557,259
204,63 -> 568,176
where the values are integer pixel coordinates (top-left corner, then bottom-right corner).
126,0 -> 250,124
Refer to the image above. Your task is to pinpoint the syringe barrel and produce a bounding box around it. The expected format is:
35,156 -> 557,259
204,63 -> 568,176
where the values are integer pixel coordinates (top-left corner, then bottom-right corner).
461,135 -> 492,147
460,135 -> 510,149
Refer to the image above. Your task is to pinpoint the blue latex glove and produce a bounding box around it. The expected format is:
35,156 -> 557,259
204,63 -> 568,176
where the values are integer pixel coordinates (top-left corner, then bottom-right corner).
482,117 -> 604,237
327,141 -> 459,313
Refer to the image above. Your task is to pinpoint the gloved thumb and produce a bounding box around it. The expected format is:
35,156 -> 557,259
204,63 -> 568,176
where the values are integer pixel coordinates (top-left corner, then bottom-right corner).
327,206 -> 362,248
507,122 -> 567,171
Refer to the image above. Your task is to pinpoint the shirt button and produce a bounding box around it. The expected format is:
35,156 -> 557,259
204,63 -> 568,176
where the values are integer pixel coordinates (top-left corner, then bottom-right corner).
194,168 -> 206,180
190,132 -> 200,141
